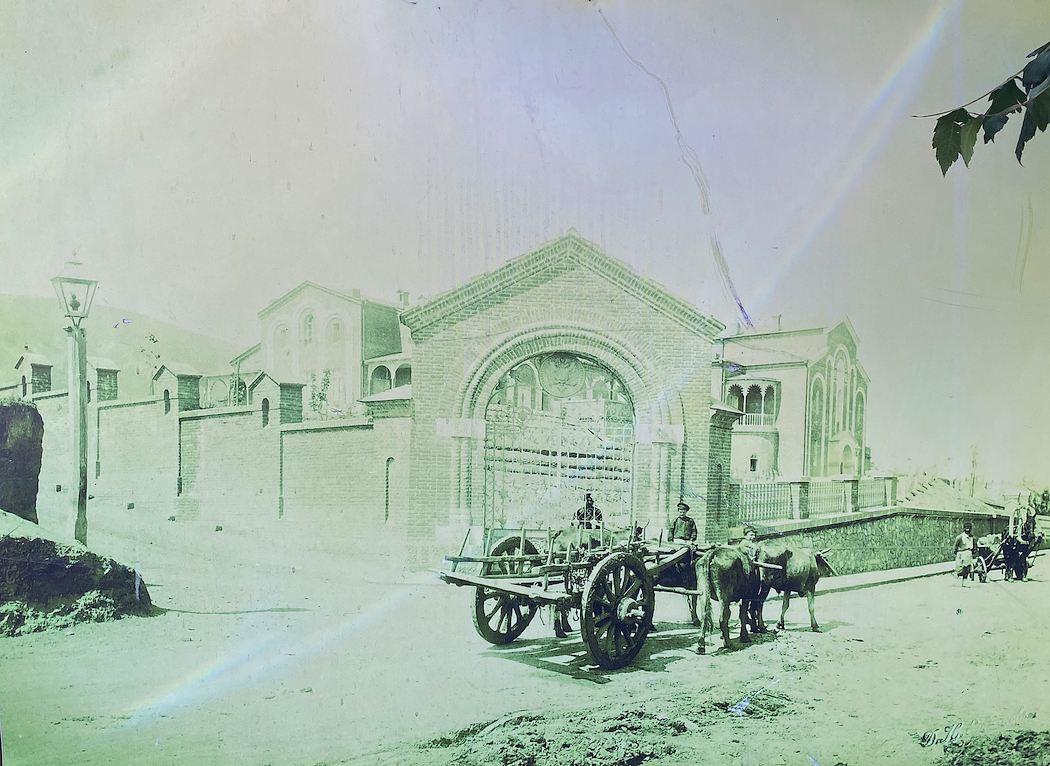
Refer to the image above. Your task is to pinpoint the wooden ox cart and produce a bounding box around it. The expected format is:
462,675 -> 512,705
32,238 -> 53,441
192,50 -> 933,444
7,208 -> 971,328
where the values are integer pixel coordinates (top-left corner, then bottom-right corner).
438,526 -> 709,670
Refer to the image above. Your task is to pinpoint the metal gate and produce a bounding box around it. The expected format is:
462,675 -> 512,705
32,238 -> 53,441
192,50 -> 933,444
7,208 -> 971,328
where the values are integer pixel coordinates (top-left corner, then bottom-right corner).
483,400 -> 634,530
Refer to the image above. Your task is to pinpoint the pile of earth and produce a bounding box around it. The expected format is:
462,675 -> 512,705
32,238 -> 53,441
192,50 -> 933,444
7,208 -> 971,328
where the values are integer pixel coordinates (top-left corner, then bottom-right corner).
420,689 -> 800,766
936,730 -> 1050,766
0,536 -> 154,637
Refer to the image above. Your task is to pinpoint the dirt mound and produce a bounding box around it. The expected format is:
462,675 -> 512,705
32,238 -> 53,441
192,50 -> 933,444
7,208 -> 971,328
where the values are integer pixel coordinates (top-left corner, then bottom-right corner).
0,536 -> 153,637
935,730 -> 1050,766
421,690 -> 801,766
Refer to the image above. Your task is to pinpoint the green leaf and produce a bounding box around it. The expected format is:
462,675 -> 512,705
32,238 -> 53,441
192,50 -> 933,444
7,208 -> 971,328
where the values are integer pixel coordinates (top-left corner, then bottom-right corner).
933,108 -> 975,175
982,79 -> 1026,143
960,118 -> 981,166
1031,87 -> 1050,132
1016,107 -> 1037,163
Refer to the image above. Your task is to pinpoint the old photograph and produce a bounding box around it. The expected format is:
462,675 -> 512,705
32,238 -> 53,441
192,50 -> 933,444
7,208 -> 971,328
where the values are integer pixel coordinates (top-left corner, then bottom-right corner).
2,2 -> 1049,764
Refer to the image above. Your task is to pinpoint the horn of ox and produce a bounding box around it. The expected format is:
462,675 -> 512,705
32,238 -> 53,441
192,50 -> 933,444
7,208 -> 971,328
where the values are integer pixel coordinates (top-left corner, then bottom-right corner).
754,561 -> 783,570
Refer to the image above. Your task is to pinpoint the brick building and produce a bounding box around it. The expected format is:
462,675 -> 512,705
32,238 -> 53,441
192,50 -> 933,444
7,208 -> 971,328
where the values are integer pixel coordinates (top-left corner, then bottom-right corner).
400,231 -> 736,565
230,282 -> 406,415
712,318 -> 869,481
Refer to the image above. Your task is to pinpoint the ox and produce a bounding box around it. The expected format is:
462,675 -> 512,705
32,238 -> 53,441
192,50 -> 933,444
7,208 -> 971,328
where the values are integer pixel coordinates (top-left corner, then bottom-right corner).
753,540 -> 833,633
694,545 -> 764,654
1002,532 -> 1043,581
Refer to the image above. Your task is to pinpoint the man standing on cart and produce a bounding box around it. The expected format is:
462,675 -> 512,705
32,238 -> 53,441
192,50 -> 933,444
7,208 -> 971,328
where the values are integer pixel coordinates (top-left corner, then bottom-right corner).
669,502 -> 697,543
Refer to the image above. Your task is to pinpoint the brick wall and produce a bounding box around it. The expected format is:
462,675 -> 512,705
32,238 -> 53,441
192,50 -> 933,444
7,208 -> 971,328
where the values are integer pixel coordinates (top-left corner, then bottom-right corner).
33,391 -> 73,532
280,417 -> 411,554
177,404 -> 280,524
756,509 -> 1010,576
94,397 -> 179,520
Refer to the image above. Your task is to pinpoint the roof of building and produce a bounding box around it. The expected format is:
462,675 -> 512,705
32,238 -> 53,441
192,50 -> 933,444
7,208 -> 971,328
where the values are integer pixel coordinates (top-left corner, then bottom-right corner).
400,231 -> 726,342
88,357 -> 120,371
152,363 -> 200,380
718,319 -> 861,368
359,384 -> 412,403
14,353 -> 52,369
257,281 -> 363,320
230,344 -> 261,367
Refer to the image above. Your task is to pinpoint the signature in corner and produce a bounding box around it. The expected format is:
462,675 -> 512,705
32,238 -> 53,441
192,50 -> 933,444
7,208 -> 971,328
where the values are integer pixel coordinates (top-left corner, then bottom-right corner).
920,722 -> 963,747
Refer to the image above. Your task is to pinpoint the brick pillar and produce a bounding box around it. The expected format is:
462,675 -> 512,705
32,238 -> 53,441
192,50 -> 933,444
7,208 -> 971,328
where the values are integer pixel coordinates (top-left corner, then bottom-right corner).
707,405 -> 741,543
849,479 -> 860,513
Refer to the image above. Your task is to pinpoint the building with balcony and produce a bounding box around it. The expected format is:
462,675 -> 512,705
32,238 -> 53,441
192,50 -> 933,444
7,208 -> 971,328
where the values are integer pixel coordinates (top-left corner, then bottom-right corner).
229,282 -> 408,416
713,318 -> 869,481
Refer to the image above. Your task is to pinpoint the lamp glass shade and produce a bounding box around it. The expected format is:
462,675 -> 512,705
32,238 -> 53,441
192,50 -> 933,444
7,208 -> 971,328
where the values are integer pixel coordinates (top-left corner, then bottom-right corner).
52,276 -> 98,321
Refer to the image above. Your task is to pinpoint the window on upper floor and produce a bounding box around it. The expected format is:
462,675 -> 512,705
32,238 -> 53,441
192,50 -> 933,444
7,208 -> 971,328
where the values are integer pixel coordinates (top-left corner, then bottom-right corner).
750,455 -> 758,472
302,314 -> 315,345
395,364 -> 412,388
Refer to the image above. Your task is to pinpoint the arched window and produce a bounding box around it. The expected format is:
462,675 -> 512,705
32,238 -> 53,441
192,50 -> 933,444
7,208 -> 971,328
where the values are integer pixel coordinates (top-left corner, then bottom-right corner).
211,379 -> 228,406
163,389 -> 171,415
302,314 -> 315,345
261,398 -> 270,427
327,320 -> 342,344
274,324 -> 290,348
854,393 -> 866,443
726,384 -> 743,412
744,385 -> 763,414
394,364 -> 412,388
749,454 -> 758,472
510,363 -> 539,409
21,375 -> 27,397
370,366 -> 391,395
763,385 -> 776,421
834,351 -> 848,433
809,378 -> 824,476
86,380 -> 91,403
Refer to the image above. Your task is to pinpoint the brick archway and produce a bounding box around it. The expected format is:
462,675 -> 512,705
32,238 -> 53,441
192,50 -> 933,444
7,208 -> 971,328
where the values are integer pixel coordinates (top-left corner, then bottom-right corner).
451,324 -> 685,533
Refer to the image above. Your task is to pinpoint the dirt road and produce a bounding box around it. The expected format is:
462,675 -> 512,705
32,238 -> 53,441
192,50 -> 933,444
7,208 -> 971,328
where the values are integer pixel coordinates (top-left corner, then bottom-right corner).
1,521 -> 1048,765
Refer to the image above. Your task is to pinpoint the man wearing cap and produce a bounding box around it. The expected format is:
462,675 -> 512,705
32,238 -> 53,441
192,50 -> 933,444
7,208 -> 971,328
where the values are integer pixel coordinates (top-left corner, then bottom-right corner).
670,502 -> 697,542
953,522 -> 976,586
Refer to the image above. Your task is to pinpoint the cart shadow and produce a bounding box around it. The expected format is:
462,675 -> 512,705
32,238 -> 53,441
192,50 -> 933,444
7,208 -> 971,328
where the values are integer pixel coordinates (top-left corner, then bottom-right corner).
766,618 -> 851,634
483,621 -> 781,682
696,627 -> 782,656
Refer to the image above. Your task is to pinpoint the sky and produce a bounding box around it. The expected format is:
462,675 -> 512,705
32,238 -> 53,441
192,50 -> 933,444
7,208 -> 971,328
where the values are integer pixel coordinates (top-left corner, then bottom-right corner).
3,0 -> 1050,486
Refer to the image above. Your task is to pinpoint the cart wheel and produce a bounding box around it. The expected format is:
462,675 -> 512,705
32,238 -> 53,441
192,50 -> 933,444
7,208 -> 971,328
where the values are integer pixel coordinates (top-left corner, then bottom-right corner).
580,552 -> 654,670
472,537 -> 539,645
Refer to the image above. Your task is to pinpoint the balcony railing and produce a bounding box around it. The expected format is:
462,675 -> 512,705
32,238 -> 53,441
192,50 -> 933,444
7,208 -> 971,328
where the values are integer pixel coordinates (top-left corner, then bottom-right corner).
740,413 -> 776,426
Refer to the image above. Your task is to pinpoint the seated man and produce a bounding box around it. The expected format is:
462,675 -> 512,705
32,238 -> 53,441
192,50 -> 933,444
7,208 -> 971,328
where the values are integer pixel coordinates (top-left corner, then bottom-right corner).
573,493 -> 603,530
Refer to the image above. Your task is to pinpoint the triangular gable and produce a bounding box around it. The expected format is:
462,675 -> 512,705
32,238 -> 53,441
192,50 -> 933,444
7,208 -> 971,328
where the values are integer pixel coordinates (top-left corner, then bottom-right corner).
258,281 -> 361,320
152,363 -> 199,381
400,232 -> 725,342
15,353 -> 52,370
247,371 -> 277,392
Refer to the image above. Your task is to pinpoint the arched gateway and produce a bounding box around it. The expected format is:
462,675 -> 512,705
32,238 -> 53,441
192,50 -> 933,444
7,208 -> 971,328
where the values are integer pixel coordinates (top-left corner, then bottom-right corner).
483,352 -> 634,529
401,232 -> 732,566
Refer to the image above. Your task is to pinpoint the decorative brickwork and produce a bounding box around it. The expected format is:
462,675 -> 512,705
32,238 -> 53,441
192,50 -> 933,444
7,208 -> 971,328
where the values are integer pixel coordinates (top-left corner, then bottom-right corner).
402,233 -> 725,566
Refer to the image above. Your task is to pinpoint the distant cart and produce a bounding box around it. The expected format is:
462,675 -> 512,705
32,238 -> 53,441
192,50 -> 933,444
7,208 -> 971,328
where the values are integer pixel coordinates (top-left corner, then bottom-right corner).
439,525 -> 708,670
973,533 -> 1042,583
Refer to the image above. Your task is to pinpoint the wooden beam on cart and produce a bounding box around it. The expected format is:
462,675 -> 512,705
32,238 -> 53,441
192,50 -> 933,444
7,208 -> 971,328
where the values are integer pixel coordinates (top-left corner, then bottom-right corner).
436,570 -> 571,607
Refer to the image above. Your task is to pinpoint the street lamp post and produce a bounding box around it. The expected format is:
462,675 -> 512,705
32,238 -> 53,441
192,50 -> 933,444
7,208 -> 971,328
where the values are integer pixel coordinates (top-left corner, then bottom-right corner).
52,272 -> 97,546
